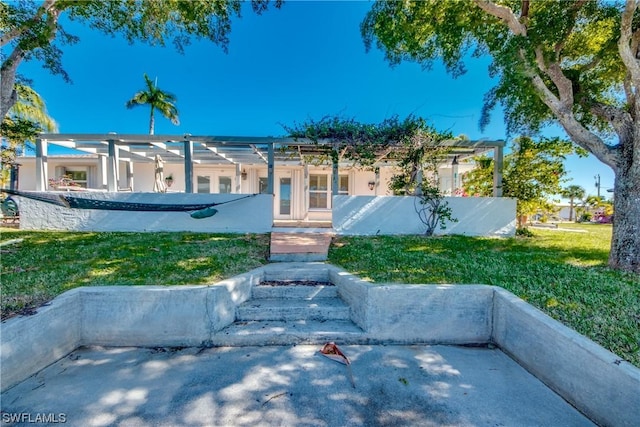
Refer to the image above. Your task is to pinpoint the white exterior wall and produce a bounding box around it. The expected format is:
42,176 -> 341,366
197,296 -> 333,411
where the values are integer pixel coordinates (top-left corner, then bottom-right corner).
16,193 -> 273,233
333,195 -> 517,237
17,156 -> 103,190
16,156 -> 503,232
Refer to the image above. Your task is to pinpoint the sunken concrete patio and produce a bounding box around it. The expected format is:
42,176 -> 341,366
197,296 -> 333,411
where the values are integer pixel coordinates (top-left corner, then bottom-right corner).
1,262 -> 639,426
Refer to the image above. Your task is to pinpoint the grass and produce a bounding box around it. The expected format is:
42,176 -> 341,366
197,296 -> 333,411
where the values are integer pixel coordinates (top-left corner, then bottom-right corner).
328,223 -> 640,368
0,231 -> 270,320
1,224 -> 638,368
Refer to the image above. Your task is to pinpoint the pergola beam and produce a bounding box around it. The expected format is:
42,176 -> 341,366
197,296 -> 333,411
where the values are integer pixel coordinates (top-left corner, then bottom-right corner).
34,133 -> 506,197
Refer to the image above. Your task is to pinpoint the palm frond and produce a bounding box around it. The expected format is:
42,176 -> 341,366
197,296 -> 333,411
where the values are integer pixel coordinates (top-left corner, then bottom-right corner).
8,84 -> 58,132
126,73 -> 180,133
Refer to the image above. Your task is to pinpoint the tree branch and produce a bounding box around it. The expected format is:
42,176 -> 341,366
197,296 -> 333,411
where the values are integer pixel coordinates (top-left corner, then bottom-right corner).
473,0 -> 619,171
589,101 -> 633,137
530,74 -> 619,170
520,1 -> 529,20
473,0 -> 527,36
623,73 -> 635,113
619,0 -> 640,86
0,0 -> 59,48
1,2 -> 61,119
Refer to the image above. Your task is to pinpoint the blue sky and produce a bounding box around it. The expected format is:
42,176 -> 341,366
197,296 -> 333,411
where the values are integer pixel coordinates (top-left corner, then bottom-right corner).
19,0 -> 614,197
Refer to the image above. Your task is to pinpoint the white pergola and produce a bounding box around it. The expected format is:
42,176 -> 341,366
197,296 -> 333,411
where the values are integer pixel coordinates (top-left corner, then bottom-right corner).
34,133 -> 505,196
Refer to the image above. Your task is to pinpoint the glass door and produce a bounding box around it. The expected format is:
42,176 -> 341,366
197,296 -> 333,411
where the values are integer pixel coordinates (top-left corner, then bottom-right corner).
279,177 -> 291,216
197,175 -> 211,193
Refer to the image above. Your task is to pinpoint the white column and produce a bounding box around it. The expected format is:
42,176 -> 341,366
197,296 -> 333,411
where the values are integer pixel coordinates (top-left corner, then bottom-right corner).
126,161 -> 134,190
99,156 -> 108,189
451,156 -> 459,196
267,143 -> 275,194
184,140 -> 193,193
493,145 -> 504,197
35,138 -> 48,191
235,163 -> 242,193
107,140 -> 119,192
416,168 -> 423,196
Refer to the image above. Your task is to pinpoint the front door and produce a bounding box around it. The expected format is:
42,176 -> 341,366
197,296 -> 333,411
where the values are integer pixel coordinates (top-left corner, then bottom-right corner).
274,170 -> 293,220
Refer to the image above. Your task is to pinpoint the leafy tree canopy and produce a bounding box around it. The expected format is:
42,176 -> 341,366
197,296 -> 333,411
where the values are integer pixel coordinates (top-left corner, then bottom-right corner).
362,0 -> 640,272
463,136 -> 585,226
362,1 -> 625,161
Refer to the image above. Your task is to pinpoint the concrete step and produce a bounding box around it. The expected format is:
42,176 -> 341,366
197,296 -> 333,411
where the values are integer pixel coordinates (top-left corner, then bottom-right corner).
269,253 -> 328,262
263,266 -> 330,283
252,284 -> 338,300
236,298 -> 350,321
211,319 -> 365,346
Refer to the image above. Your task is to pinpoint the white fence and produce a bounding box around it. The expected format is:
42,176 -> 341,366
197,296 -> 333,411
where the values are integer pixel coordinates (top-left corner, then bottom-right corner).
333,195 -> 517,236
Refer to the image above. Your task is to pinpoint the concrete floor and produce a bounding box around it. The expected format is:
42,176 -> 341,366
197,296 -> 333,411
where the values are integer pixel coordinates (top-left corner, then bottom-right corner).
1,345 -> 594,427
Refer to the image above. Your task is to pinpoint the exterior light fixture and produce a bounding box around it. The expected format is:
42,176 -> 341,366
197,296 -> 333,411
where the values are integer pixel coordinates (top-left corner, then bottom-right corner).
368,180 -> 375,190
451,156 -> 459,195
241,169 -> 248,180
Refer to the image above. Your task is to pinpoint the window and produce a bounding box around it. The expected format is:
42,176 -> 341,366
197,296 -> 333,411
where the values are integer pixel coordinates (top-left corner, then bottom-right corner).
197,176 -> 211,193
219,176 -> 232,193
339,175 -> 349,195
309,174 -> 329,209
66,170 -> 88,188
52,167 -> 88,189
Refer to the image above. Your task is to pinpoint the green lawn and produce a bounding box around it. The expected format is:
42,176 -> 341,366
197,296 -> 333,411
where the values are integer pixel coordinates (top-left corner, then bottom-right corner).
1,224 -> 638,368
0,231 -> 270,320
328,223 -> 640,367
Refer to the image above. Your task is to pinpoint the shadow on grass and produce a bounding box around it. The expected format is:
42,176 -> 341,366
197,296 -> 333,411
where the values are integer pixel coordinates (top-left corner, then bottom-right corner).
0,231 -> 270,320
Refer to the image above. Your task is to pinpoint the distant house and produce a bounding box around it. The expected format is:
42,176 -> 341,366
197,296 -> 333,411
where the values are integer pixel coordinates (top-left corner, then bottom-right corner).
12,133 -> 506,225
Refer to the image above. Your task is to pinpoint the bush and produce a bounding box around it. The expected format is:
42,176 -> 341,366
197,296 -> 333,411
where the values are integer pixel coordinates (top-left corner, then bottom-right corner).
516,227 -> 535,237
578,212 -> 593,223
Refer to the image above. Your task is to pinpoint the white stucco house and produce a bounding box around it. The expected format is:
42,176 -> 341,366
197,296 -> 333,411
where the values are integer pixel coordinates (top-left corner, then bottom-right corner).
6,133 -> 516,235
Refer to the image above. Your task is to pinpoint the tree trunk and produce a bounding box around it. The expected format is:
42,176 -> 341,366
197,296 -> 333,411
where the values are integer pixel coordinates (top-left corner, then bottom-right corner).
569,197 -> 574,222
149,107 -> 155,135
609,158 -> 640,273
0,49 -> 24,119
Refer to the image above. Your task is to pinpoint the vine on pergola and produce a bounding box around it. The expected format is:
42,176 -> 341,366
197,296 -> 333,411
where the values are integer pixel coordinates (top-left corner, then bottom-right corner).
283,114 -> 461,235
283,114 -> 456,172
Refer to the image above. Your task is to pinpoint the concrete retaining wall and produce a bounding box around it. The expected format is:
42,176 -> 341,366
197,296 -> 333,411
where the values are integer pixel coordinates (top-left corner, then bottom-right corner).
492,289 -> 640,427
329,268 -> 492,343
15,193 -> 273,233
0,290 -> 82,391
333,195 -> 517,236
0,267 -> 261,392
2,263 -> 638,427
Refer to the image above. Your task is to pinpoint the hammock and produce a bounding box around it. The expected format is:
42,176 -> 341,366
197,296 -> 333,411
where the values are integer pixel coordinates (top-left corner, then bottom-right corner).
1,189 -> 257,219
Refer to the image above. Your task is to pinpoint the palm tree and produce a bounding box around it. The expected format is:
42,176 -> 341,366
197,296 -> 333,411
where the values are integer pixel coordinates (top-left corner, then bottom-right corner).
561,185 -> 586,222
126,74 -> 179,135
7,84 -> 58,133
1,84 -> 58,187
